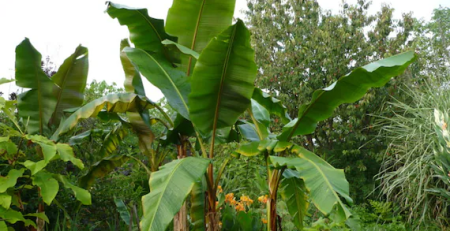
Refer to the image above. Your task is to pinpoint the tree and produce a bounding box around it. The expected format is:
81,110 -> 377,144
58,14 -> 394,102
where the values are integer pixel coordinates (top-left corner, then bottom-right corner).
245,0 -> 416,201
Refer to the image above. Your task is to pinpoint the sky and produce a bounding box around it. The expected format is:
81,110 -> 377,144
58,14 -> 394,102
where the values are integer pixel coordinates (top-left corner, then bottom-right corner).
1,0 -> 449,101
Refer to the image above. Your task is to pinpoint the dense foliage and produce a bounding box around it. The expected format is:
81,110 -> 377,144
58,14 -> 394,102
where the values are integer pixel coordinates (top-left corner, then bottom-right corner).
1,1 -> 449,231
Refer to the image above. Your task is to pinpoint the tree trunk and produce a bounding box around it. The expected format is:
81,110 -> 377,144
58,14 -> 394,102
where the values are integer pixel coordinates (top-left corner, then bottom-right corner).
267,169 -> 282,231
174,140 -> 189,231
174,202 -> 188,231
206,184 -> 218,231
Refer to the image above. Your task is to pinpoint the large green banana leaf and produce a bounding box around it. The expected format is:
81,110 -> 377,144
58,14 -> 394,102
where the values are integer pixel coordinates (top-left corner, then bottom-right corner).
166,0 -> 236,74
270,145 -> 352,221
107,2 -> 176,56
51,93 -> 156,140
280,169 -> 309,230
50,45 -> 89,127
252,88 -> 291,124
278,51 -> 417,141
189,20 -> 257,136
78,125 -> 128,189
140,157 -> 210,231
15,38 -> 57,135
125,48 -> 190,119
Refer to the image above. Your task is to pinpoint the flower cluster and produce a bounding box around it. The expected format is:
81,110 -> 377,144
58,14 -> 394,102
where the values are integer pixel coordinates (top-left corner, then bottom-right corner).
258,195 -> 268,204
224,193 -> 255,212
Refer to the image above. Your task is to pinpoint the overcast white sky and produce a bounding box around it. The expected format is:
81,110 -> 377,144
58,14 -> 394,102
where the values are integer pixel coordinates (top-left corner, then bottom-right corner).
1,0 -> 449,101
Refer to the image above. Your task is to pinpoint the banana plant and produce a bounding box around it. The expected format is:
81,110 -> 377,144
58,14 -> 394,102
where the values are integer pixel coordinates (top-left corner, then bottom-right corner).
15,38 -> 88,135
236,51 -> 417,230
107,1 -> 244,230
105,1 -> 417,231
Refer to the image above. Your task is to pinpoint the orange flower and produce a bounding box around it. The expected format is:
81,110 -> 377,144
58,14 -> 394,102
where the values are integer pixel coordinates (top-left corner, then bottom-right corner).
219,221 -> 222,227
235,202 -> 245,212
225,193 -> 234,203
215,201 -> 219,208
230,198 -> 237,206
240,195 -> 254,206
262,218 -> 268,224
258,195 -> 268,204
217,185 -> 223,194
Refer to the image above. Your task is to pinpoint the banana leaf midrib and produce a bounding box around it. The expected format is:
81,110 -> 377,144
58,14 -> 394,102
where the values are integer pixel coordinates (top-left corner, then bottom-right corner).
211,23 -> 238,144
187,0 -> 206,76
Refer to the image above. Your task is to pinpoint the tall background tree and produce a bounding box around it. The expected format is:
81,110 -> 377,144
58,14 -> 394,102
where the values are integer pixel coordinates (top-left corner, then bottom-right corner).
245,0 -> 415,202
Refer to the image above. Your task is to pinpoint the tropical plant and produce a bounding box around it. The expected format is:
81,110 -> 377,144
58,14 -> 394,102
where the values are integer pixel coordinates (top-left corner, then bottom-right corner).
245,0 -> 417,202
376,81 -> 450,228
101,1 -> 417,231
0,85 -> 90,230
0,37 -> 94,230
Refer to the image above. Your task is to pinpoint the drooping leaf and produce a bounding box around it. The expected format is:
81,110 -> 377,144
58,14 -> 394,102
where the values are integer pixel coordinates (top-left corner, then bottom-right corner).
270,145 -> 352,220
189,20 -> 257,136
166,0 -> 236,74
50,45 -> 89,126
236,139 -> 278,157
247,99 -> 270,140
252,88 -> 291,124
32,171 -> 59,205
51,93 -> 156,140
0,193 -> 12,209
68,129 -> 106,146
162,113 -> 195,146
114,198 -> 131,226
56,143 -> 84,169
107,2 -> 176,55
0,169 -> 25,193
280,169 -> 309,230
79,155 -> 130,189
76,125 -> 127,189
190,179 -> 206,231
140,157 -> 210,231
97,124 -> 127,159
161,40 -> 199,60
250,99 -> 270,128
121,39 -> 146,96
56,175 -> 91,205
278,51 -> 417,141
15,38 -> 57,135
120,39 -> 156,158
236,142 -> 262,157
124,48 -> 190,120
237,122 -> 260,142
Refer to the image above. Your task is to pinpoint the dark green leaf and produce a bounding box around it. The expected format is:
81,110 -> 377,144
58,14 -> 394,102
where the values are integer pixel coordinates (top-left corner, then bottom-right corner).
50,45 -> 89,126
166,0 -> 236,74
189,20 -> 257,136
278,51 -> 417,141
15,38 -> 57,135
140,157 -> 210,231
